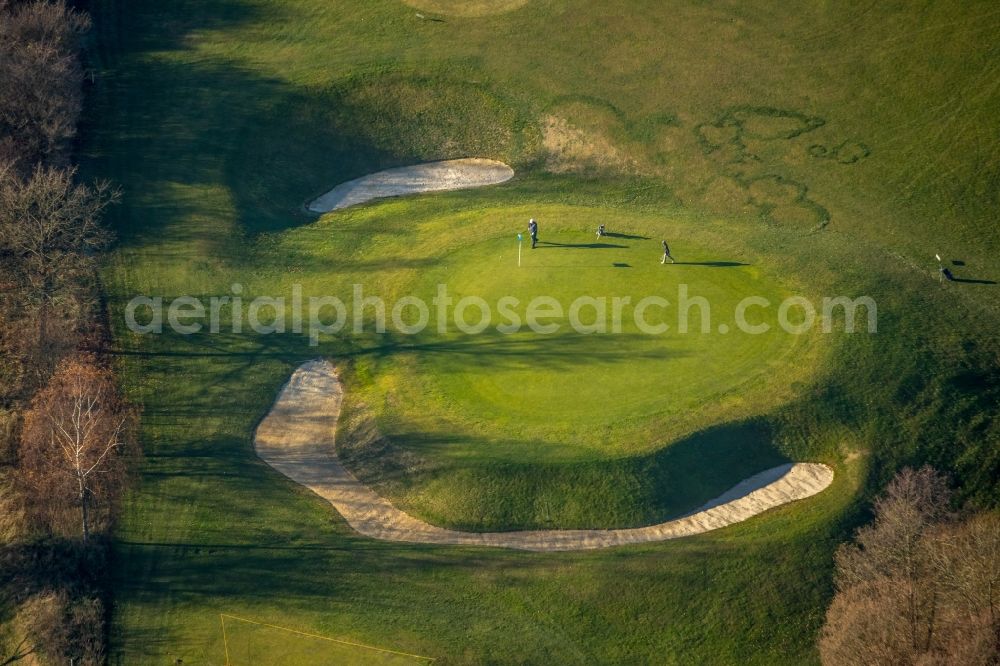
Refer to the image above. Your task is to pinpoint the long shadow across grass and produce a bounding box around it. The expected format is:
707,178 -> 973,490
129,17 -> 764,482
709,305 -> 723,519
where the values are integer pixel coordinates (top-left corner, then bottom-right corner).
537,241 -> 628,249
671,261 -> 749,267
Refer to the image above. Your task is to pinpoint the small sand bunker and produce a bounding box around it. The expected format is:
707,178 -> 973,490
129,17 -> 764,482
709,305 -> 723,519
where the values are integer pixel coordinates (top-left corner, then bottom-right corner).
403,0 -> 529,18
307,158 -> 514,213
256,360 -> 835,552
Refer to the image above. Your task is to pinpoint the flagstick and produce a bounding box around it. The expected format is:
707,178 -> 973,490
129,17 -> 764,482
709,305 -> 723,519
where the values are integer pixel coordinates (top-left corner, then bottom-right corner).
518,239 -> 522,267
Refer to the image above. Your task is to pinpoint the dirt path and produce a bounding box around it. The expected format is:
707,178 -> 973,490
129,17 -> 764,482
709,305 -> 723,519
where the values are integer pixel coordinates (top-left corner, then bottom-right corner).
255,360 -> 835,552
306,158 -> 514,213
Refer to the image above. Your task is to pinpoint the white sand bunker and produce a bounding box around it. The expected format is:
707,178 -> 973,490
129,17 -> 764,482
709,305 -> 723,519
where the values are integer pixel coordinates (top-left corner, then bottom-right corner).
255,360 -> 835,552
307,158 -> 514,213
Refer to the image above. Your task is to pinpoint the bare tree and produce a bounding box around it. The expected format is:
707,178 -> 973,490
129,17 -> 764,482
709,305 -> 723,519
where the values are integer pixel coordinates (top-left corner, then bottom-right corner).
932,513 -> 1000,658
11,590 -> 104,666
0,2 -> 103,400
819,577 -> 918,666
0,164 -> 118,384
0,0 -> 91,169
837,467 -> 951,654
18,354 -> 135,543
820,466 -> 1000,665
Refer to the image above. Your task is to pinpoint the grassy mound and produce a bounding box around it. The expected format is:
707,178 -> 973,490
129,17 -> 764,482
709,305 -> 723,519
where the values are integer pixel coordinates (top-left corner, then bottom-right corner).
320,205 -> 824,529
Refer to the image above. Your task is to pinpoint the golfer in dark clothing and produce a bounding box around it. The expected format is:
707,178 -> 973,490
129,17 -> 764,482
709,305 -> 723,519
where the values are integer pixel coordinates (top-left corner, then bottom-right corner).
528,218 -> 538,248
597,224 -> 606,238
661,239 -> 675,264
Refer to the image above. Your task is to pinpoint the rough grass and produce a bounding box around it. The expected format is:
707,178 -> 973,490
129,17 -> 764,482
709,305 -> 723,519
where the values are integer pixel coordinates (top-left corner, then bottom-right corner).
402,0 -> 530,18
219,614 -> 433,665
81,0 -> 1000,662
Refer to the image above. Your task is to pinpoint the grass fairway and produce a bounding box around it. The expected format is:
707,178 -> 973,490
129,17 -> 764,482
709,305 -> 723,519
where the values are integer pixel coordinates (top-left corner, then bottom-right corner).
82,0 -> 1000,662
219,614 -> 434,665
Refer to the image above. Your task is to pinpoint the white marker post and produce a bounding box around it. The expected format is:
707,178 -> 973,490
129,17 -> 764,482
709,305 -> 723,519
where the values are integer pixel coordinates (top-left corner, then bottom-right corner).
517,233 -> 523,267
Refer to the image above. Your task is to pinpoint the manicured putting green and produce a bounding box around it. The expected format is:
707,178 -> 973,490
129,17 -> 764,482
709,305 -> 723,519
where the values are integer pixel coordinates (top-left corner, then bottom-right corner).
372,225 -> 824,463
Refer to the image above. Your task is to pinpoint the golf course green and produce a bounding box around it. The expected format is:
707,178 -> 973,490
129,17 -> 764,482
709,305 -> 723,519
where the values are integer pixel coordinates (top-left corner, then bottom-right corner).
80,0 -> 1000,662
318,205 -> 827,529
396,224 -> 819,461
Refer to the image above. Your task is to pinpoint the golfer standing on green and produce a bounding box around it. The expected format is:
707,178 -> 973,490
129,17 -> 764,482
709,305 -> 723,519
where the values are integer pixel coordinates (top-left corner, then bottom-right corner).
661,239 -> 675,264
528,218 -> 539,249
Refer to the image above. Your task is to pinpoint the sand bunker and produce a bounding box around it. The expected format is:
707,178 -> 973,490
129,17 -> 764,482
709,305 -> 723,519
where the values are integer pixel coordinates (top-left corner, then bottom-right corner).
306,158 -> 514,213
255,360 -> 835,552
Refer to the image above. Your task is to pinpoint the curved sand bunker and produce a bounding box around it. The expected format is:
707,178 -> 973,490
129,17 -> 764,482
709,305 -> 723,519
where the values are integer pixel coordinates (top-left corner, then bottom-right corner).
255,360 -> 835,552
307,158 -> 514,213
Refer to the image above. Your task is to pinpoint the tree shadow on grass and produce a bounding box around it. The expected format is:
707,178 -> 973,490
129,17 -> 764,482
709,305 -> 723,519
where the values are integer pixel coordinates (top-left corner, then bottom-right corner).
643,421 -> 791,516
104,325 -> 682,374
349,331 -> 685,371
245,250 -> 443,275
84,4 -> 536,245
81,0 -> 289,238
340,400 -> 791,531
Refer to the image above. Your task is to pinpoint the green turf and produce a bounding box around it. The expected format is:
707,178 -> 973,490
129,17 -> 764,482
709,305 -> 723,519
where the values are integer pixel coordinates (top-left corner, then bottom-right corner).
393,228 -> 818,461
80,0 -> 1000,662
219,614 -> 433,665
308,204 -> 825,528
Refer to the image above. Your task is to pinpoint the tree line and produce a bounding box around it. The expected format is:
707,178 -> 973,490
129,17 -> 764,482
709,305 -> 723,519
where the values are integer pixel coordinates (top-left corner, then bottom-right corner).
1,2 -> 137,664
820,467 -> 1000,664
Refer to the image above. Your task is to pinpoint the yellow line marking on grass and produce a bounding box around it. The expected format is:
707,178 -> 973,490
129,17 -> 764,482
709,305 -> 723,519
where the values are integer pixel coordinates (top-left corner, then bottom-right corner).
219,613 -> 435,663
221,613 -> 231,666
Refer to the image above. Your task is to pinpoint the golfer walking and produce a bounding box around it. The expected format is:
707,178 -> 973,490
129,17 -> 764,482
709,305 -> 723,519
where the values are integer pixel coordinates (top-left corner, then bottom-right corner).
528,218 -> 539,249
661,239 -> 675,264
